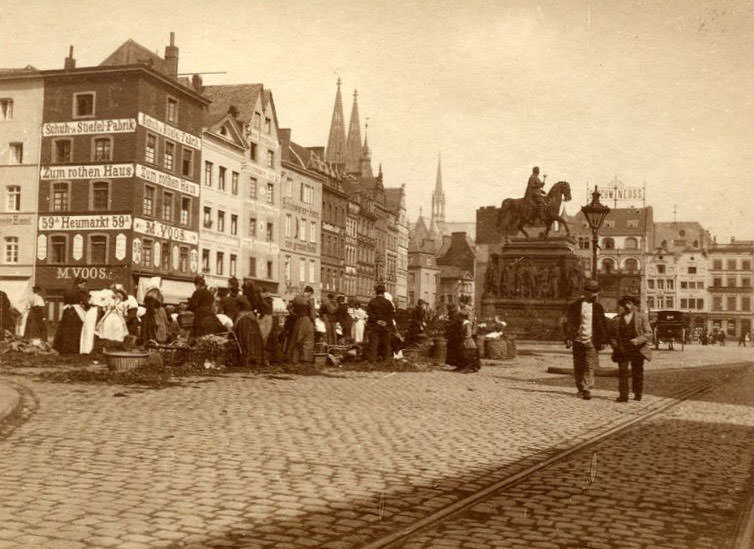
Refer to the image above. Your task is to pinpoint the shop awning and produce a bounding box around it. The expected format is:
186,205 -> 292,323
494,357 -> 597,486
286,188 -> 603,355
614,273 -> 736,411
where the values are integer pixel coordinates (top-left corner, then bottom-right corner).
138,277 -> 194,305
1,278 -> 31,310
160,279 -> 195,305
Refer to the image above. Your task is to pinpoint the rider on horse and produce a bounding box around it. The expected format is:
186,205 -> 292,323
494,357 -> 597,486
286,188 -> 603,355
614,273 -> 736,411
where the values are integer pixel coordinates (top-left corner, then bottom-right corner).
524,166 -> 547,221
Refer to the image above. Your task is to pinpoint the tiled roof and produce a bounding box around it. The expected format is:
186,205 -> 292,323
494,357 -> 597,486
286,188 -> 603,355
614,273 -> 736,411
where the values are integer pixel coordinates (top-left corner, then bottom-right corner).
100,39 -> 168,73
203,84 -> 264,125
0,65 -> 39,75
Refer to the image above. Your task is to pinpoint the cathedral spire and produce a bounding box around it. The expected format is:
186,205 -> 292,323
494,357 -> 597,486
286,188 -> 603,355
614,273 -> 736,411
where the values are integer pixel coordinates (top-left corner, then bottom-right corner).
325,78 -> 346,167
431,153 -> 446,228
345,89 -> 363,173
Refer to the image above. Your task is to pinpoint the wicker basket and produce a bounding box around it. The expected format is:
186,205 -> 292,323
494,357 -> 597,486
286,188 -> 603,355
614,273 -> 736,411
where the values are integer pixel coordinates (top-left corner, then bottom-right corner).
486,338 -> 508,360
104,350 -> 150,371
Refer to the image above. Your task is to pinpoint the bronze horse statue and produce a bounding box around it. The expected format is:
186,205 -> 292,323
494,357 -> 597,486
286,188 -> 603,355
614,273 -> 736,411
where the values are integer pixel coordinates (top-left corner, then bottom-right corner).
498,180 -> 572,239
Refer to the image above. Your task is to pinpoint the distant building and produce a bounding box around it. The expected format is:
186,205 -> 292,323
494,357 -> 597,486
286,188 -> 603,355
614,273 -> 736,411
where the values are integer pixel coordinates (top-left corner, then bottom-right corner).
407,233 -> 439,309
706,238 -> 753,339
436,232 -> 476,308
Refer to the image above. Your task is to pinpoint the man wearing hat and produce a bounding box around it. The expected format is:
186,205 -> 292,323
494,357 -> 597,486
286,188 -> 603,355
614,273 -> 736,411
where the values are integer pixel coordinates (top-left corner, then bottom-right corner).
366,283 -> 395,361
565,278 -> 608,400
609,295 -> 652,402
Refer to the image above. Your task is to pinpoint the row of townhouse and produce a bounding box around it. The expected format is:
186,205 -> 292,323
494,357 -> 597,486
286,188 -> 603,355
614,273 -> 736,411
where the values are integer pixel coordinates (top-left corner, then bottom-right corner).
0,35 -> 409,321
557,208 -> 752,338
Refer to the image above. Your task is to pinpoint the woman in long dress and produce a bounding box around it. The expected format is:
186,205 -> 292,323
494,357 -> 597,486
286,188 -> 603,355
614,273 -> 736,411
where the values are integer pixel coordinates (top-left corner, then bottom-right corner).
188,276 -> 224,338
24,286 -> 47,341
95,288 -> 129,345
234,294 -> 266,367
53,284 -> 87,354
351,302 -> 367,343
285,286 -> 316,363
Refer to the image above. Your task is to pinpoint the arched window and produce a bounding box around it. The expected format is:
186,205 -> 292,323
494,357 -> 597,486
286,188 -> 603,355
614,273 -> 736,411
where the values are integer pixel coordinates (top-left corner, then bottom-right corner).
602,237 -> 615,250
624,258 -> 639,273
624,237 -> 638,250
601,258 -> 615,273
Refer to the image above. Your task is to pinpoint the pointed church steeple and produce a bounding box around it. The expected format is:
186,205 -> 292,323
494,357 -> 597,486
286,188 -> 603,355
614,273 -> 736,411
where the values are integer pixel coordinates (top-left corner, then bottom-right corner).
325,78 -> 346,167
358,122 -> 373,178
345,89 -> 363,174
431,153 -> 446,230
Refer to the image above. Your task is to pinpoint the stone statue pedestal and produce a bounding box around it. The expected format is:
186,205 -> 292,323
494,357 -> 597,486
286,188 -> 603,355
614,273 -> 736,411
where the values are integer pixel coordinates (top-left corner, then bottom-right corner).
481,236 -> 584,341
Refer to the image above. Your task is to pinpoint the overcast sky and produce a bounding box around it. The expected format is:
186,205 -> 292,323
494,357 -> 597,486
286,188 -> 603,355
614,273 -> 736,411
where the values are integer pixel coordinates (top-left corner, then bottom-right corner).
2,0 -> 753,241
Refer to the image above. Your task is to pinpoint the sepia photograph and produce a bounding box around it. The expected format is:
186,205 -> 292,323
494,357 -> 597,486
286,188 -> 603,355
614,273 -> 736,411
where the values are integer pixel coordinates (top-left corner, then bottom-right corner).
0,0 -> 753,547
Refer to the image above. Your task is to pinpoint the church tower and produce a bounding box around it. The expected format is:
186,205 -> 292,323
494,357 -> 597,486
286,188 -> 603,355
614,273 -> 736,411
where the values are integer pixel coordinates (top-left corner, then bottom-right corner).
430,153 -> 446,232
358,122 -> 373,178
345,90 -> 363,174
325,78 -> 347,168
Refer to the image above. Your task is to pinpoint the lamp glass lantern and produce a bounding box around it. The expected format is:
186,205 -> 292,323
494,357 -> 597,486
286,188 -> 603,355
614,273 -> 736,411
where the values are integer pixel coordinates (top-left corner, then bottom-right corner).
581,186 -> 611,277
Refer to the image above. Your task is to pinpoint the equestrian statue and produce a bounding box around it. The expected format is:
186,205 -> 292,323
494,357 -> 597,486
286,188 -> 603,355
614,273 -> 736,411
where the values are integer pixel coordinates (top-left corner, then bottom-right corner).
497,166 -> 572,239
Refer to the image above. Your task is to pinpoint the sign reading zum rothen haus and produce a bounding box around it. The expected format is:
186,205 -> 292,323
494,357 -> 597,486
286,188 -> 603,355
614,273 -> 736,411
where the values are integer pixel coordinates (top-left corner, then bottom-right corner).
38,214 -> 132,231
133,217 -> 199,245
42,119 -> 137,136
134,164 -> 199,197
137,113 -> 201,150
40,164 -> 134,180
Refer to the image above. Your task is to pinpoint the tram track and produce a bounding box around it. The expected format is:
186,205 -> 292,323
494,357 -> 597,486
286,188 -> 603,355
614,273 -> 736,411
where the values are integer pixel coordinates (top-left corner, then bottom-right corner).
363,380 -> 716,549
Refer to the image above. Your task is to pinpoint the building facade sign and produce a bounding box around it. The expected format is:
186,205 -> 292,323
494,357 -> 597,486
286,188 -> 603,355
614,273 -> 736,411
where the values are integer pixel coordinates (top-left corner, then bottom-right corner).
133,217 -> 199,245
38,214 -> 132,232
42,119 -> 137,136
0,214 -> 33,226
40,164 -> 134,180
596,184 -> 645,202
36,265 -> 129,283
322,222 -> 341,234
135,164 -> 199,197
137,112 -> 201,150
245,162 -> 280,183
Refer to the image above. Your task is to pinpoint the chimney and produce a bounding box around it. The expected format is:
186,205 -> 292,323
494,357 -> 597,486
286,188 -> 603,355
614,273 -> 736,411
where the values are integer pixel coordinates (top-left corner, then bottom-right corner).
191,73 -> 203,93
64,45 -> 76,70
164,32 -> 179,78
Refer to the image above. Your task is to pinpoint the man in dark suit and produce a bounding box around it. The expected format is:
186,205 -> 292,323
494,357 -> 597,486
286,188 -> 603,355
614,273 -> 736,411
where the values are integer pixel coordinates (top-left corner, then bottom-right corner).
565,278 -> 608,400
609,295 -> 652,402
366,283 -> 395,361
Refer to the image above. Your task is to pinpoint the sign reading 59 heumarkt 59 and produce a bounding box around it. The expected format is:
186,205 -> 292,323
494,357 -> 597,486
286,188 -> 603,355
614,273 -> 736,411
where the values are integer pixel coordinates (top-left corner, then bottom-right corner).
38,214 -> 132,231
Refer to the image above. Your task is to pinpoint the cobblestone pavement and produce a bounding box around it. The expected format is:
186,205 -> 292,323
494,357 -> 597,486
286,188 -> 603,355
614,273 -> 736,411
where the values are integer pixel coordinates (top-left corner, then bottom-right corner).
0,346 -> 751,549
400,362 -> 754,549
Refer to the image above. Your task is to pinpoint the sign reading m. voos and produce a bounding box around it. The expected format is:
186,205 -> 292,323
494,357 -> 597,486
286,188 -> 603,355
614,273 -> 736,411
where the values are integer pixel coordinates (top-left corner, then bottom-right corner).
133,217 -> 198,245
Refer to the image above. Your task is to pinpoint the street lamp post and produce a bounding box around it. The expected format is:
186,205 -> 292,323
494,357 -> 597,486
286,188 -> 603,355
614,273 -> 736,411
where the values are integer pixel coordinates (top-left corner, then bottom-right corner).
581,186 -> 611,279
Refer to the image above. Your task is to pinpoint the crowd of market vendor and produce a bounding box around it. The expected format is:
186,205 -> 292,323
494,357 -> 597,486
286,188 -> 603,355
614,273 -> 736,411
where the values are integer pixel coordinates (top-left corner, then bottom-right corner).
0,276 -> 482,372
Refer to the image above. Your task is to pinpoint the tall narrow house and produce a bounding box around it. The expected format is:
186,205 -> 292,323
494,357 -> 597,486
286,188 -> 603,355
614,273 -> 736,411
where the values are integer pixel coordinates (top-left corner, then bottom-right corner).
36,35 -> 208,315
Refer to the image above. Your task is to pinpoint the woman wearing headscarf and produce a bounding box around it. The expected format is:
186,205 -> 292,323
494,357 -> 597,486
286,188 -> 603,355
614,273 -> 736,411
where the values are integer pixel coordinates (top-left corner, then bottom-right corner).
142,294 -> 169,344
285,286 -> 316,363
53,279 -> 87,354
234,286 -> 267,367
95,286 -> 129,345
24,285 -> 47,341
351,301 -> 367,343
188,276 -> 224,338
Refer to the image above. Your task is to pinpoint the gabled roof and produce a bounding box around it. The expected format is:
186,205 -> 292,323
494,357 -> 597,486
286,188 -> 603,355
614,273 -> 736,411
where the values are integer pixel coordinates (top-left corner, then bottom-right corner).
100,39 -> 168,73
204,113 -> 247,150
203,84 -> 264,125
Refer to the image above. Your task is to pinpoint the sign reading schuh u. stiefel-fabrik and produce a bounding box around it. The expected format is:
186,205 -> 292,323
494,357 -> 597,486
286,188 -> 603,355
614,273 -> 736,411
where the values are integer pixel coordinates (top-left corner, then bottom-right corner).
133,217 -> 198,245
42,119 -> 137,136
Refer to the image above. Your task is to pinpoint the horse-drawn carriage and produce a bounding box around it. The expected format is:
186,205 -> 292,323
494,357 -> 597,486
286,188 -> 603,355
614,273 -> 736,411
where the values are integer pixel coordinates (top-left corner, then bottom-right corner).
652,310 -> 687,351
